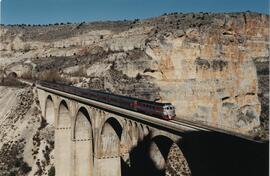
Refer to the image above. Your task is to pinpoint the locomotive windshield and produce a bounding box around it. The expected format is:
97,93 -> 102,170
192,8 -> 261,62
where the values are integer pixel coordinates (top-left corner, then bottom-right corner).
164,105 -> 174,110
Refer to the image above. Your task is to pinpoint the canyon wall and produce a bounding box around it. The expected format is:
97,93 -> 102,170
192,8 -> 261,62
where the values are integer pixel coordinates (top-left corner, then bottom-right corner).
0,12 -> 269,137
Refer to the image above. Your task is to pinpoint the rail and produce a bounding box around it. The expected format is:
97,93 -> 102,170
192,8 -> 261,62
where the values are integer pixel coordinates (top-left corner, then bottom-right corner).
36,83 -> 267,143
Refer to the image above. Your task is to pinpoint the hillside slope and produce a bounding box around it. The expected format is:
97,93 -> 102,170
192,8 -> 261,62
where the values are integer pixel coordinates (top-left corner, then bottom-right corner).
0,86 -> 54,176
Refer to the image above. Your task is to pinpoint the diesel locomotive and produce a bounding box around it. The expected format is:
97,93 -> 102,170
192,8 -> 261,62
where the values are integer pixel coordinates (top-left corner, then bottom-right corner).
39,81 -> 176,120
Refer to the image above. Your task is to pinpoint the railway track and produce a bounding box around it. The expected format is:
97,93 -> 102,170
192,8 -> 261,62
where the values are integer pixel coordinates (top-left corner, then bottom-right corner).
35,81 -> 267,143
172,119 -> 267,143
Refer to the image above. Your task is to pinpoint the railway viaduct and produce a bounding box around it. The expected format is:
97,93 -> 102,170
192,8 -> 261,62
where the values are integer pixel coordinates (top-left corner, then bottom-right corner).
35,83 -> 258,176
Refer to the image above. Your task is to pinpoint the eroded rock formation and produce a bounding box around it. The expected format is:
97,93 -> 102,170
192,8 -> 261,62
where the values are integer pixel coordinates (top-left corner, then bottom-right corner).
0,12 -> 268,137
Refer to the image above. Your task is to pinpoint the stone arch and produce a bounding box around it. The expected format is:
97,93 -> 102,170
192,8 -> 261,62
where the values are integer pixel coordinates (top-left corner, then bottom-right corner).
8,71 -> 17,78
57,99 -> 71,128
125,119 -> 132,128
149,135 -> 191,176
124,123 -> 153,176
131,121 -> 139,147
55,99 -> 72,176
73,106 -> 94,176
149,135 -> 174,171
120,120 -> 133,153
138,124 -> 146,141
44,95 -> 55,125
100,117 -> 123,156
74,106 -> 93,141
120,120 -> 132,168
98,117 -> 123,176
142,125 -> 150,136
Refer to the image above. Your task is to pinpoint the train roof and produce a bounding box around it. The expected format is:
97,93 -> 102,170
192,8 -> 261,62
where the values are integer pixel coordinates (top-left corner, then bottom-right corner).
84,87 -> 171,106
39,81 -> 172,106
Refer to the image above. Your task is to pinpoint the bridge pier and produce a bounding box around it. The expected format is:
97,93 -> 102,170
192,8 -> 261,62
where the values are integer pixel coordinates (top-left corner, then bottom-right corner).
73,107 -> 94,176
94,156 -> 121,176
55,100 -> 73,176
73,139 -> 93,176
55,128 -> 72,176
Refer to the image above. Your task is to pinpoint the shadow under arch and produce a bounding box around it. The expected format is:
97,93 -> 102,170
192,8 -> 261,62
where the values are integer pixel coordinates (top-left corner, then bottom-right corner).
151,135 -> 174,161
125,131 -> 189,176
44,95 -> 55,125
147,135 -> 176,176
126,133 -> 179,176
101,117 -> 123,139
73,106 -> 94,176
8,71 -> 17,78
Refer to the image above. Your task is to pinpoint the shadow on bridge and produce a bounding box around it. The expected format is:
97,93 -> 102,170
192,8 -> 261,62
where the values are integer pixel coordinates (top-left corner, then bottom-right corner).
180,131 -> 269,176
121,131 -> 269,176
121,135 -> 166,176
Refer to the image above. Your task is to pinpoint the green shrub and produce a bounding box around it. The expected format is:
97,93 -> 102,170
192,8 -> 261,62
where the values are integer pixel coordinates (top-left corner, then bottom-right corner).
21,162 -> 32,174
48,166 -> 55,176
9,172 -> 16,176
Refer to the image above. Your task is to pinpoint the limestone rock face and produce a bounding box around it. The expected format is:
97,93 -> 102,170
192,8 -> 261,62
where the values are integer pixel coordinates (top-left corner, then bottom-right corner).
0,12 -> 269,137
143,13 -> 269,134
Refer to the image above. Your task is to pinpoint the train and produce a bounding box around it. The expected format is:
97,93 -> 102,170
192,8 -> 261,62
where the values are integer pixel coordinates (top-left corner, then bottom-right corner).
39,81 -> 176,120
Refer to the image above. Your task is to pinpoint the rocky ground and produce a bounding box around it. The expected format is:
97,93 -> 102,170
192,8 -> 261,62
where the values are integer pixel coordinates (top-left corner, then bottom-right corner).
165,144 -> 191,176
0,86 -> 54,176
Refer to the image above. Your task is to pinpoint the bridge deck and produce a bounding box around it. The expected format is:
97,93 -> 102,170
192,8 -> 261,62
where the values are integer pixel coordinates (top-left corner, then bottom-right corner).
37,83 -> 265,143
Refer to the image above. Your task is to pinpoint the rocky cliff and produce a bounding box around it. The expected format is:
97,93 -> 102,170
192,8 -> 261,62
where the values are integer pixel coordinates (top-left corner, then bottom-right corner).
0,12 -> 269,138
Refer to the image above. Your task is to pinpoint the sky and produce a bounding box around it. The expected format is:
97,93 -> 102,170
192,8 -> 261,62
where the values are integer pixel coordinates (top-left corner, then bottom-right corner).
0,0 -> 269,24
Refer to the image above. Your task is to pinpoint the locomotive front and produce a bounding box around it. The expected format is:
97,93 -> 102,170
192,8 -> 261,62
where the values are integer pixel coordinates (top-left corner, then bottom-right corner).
163,104 -> 176,120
